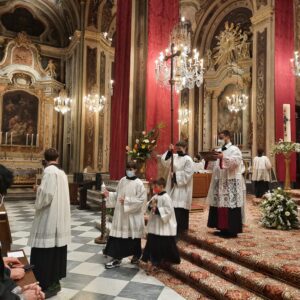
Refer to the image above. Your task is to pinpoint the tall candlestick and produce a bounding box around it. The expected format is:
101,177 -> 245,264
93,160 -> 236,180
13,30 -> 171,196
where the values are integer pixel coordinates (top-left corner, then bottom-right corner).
0,132 -> 2,145
5,132 -> 8,145
31,134 -> 34,147
36,134 -> 39,147
239,133 -> 242,145
10,132 -> 13,146
283,104 -> 291,142
26,134 -> 29,146
233,133 -> 236,145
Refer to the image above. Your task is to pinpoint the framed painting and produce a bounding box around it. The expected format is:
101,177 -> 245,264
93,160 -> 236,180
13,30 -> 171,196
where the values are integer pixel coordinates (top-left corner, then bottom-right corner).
1,90 -> 39,146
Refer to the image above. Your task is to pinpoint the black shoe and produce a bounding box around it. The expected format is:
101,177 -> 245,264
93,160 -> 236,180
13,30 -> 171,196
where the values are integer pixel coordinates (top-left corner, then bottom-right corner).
44,282 -> 61,299
105,259 -> 122,269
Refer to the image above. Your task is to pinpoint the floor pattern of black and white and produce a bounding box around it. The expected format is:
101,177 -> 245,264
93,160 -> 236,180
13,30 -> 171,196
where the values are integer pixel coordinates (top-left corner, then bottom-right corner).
5,201 -> 184,300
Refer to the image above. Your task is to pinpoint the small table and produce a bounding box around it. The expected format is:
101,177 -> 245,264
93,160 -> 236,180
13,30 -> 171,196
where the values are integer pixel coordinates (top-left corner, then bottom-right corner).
192,173 -> 212,198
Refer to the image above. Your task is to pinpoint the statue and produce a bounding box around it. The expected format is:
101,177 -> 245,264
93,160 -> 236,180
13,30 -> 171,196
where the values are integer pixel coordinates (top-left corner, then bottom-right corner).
45,59 -> 57,78
205,49 -> 214,70
239,32 -> 250,59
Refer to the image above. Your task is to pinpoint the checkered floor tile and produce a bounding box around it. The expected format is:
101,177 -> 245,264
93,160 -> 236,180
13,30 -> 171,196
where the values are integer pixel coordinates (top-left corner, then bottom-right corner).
5,201 -> 185,300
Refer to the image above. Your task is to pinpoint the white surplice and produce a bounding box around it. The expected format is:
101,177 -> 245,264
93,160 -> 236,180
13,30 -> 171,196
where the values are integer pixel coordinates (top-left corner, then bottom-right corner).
161,152 -> 194,210
252,156 -> 272,182
106,177 -> 146,239
28,165 -> 71,248
206,143 -> 244,208
146,192 -> 177,236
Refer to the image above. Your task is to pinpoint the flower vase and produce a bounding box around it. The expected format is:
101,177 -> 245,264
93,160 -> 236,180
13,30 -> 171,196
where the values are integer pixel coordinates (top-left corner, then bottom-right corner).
137,161 -> 146,179
284,152 -> 291,190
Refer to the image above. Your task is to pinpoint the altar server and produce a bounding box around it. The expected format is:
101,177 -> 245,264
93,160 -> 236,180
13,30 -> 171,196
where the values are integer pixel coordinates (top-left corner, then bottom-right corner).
28,148 -> 71,298
252,149 -> 272,198
206,130 -> 243,238
103,161 -> 146,269
142,178 -> 180,270
161,141 -> 194,235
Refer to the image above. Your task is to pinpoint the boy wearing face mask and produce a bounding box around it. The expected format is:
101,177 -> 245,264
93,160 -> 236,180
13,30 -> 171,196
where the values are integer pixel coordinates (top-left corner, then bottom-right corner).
102,161 -> 146,269
142,178 -> 180,272
161,141 -> 194,236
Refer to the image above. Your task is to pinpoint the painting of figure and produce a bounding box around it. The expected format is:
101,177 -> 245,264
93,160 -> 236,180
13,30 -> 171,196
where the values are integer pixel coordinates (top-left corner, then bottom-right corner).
1,90 -> 39,145
217,84 -> 242,133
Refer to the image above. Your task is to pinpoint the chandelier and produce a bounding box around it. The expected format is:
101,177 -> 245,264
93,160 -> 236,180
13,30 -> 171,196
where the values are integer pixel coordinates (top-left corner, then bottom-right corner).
54,89 -> 72,114
155,17 -> 205,93
84,85 -> 106,113
226,90 -> 248,113
178,108 -> 191,125
291,51 -> 300,76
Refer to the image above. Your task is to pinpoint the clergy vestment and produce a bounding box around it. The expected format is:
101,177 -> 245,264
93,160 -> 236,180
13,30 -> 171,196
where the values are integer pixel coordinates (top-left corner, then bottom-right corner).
142,192 -> 180,264
28,164 -> 71,291
252,155 -> 272,198
206,143 -> 244,236
161,151 -> 194,234
103,176 -> 146,259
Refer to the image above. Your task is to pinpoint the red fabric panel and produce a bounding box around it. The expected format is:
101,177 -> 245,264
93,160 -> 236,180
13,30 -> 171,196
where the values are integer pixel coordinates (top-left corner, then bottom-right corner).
217,207 -> 229,230
146,0 -> 179,180
275,0 -> 296,181
109,0 -> 132,180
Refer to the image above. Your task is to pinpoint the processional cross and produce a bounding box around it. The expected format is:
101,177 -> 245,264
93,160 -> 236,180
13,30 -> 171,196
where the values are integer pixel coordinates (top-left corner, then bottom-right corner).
164,43 -> 181,186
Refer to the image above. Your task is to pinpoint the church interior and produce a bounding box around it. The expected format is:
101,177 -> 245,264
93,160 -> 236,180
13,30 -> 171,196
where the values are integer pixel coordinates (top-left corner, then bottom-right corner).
0,0 -> 300,299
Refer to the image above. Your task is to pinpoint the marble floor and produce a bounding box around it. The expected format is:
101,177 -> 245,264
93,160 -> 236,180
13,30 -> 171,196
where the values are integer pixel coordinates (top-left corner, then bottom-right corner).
5,200 -> 185,300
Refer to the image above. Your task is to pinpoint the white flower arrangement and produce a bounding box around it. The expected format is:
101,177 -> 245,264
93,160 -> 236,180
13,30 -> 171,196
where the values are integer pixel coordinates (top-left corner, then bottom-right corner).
260,188 -> 299,230
272,139 -> 300,155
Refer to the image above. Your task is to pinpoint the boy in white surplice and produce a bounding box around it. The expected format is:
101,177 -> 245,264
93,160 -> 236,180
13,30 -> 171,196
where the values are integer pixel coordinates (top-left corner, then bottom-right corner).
103,161 -> 146,269
161,141 -> 194,235
142,178 -> 180,272
206,130 -> 244,238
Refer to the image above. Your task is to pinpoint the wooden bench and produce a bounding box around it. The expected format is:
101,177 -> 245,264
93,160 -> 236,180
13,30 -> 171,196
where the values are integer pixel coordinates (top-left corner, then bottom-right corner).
0,204 -> 12,256
7,249 -> 37,288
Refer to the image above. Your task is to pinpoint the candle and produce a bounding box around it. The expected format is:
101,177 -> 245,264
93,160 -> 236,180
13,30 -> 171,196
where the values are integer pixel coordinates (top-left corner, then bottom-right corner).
0,132 -> 2,145
31,134 -> 34,147
10,132 -> 13,146
283,104 -> 291,142
233,133 -> 236,145
36,134 -> 39,147
26,134 -> 29,146
5,132 -> 8,145
239,133 -> 242,145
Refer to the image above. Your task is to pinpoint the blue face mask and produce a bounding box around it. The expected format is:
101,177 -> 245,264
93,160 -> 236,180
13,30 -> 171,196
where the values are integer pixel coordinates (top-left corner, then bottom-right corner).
126,170 -> 135,178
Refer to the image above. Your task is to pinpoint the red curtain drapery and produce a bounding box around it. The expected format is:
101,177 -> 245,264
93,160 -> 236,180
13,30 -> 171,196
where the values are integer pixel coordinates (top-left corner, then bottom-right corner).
109,0 -> 132,180
275,0 -> 296,181
146,0 -> 179,180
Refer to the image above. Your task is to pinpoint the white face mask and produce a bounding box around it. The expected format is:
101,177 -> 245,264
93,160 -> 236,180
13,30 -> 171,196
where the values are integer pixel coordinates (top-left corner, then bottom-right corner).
126,170 -> 135,178
218,139 -> 224,145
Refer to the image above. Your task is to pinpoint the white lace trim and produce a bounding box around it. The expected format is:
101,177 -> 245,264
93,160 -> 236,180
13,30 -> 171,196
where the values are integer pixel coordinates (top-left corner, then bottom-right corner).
209,178 -> 244,208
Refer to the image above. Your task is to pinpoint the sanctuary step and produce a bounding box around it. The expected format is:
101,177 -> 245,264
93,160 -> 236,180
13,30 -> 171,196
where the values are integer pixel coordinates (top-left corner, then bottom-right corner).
177,240 -> 300,299
152,198 -> 300,300
288,189 -> 300,206
5,187 -> 36,201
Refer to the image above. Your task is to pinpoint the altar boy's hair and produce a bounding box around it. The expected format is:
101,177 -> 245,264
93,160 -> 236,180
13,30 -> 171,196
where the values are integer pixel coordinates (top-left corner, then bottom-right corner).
126,161 -> 137,170
44,148 -> 59,162
153,177 -> 166,188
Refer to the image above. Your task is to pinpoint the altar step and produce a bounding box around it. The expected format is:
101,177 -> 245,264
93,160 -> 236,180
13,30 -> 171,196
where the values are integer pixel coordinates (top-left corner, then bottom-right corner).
288,190 -> 300,206
173,239 -> 300,300
164,258 -> 264,300
5,187 -> 36,201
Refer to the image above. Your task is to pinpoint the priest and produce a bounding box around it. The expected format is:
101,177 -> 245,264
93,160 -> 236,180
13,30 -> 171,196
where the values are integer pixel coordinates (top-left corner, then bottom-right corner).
103,161 -> 146,269
161,140 -> 194,235
206,130 -> 244,238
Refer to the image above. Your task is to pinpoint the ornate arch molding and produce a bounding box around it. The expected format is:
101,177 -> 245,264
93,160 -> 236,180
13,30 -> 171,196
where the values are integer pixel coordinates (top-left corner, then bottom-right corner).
0,0 -> 71,47
193,0 -> 253,55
